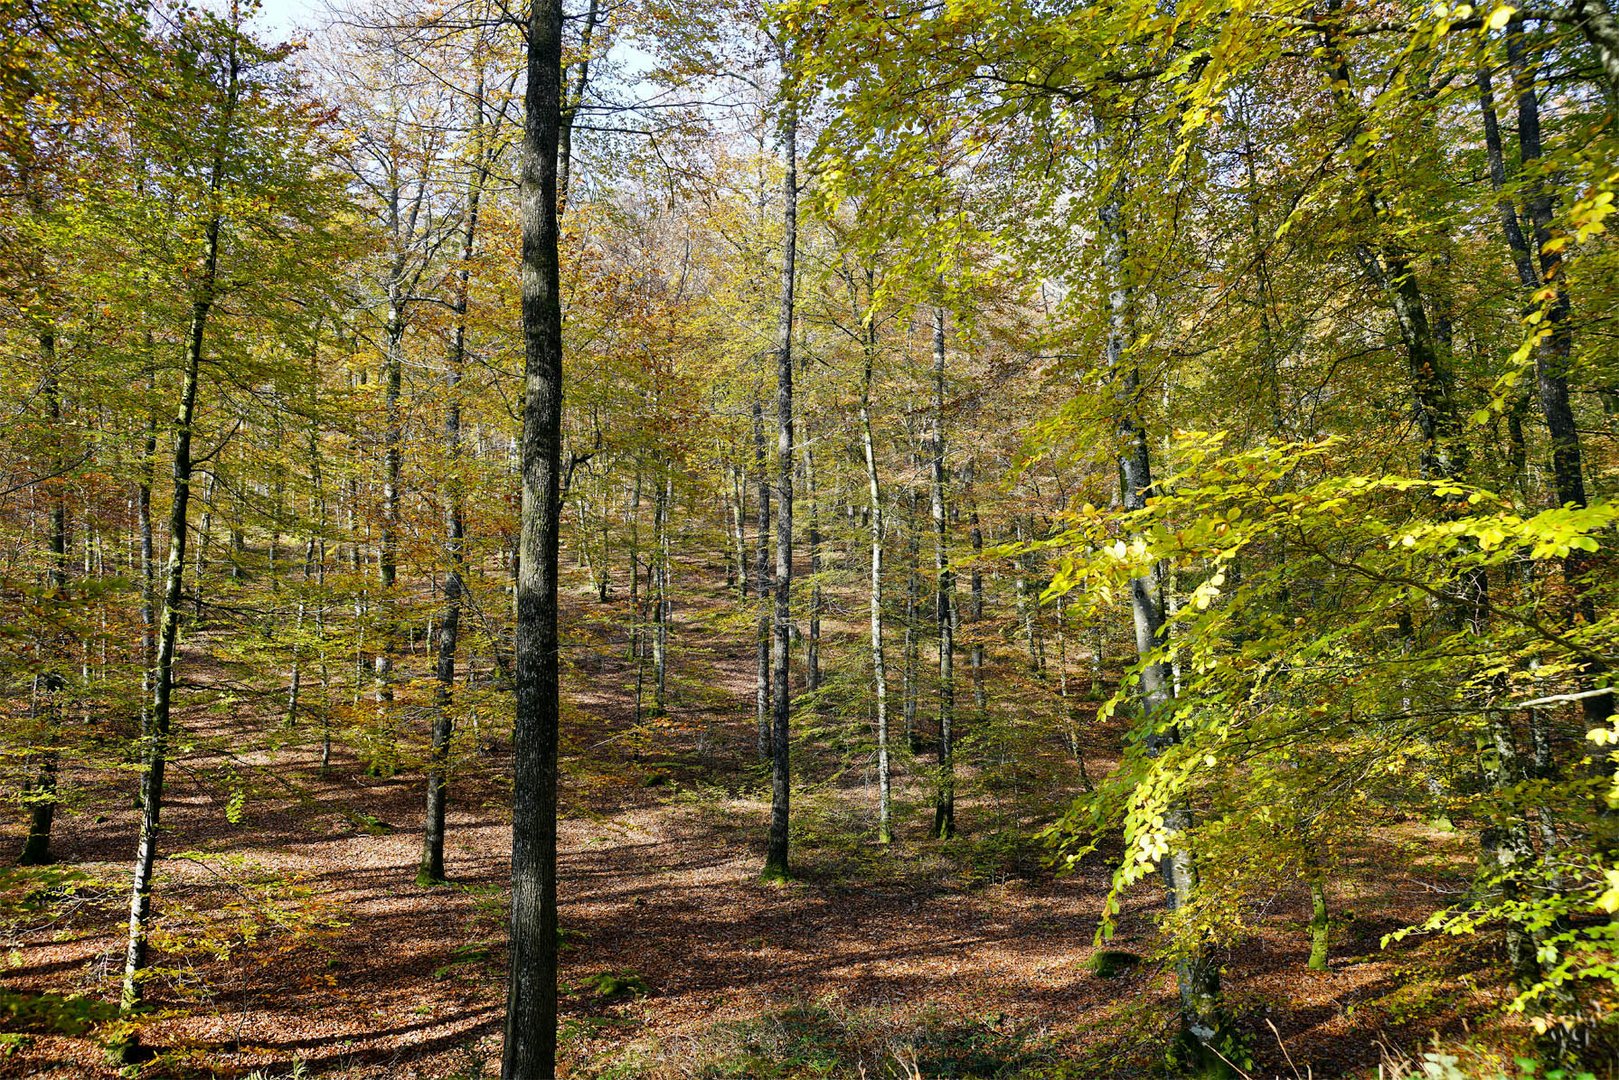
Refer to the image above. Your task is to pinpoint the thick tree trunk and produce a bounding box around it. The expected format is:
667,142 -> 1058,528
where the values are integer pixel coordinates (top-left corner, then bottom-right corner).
930,307 -> 955,840
763,51 -> 797,882
1483,711 -> 1542,989
503,0 -> 565,1070
1563,0 -> 1619,100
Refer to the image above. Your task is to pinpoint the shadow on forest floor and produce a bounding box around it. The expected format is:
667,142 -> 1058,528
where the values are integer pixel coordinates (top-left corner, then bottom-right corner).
0,564 -> 1509,1079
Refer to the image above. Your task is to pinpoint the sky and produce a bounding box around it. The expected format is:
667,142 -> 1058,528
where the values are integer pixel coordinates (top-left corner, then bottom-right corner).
247,0 -> 325,34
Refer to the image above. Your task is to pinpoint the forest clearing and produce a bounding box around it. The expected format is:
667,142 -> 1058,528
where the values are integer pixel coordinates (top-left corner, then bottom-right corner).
4,0 -> 1619,1075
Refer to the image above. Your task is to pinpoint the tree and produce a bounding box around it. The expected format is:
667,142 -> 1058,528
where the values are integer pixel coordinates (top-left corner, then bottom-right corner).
502,0 -> 565,1070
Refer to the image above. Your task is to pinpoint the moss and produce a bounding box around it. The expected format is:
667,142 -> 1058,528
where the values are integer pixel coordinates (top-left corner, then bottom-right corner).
1085,949 -> 1142,978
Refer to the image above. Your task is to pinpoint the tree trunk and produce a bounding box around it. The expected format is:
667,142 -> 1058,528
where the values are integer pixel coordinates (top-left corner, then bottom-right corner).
1501,21 -> 1608,727
556,0 -> 601,215
21,333 -> 66,866
730,462 -> 748,598
1564,0 -> 1619,101
368,288 -> 404,779
630,464 -> 645,721
930,307 -> 955,840
753,399 -> 772,761
653,470 -> 670,712
1098,123 -> 1222,1055
805,438 -> 821,694
119,36 -> 241,1028
422,78 -> 487,887
857,287 -> 892,845
967,461 -> 985,723
903,478 -> 921,751
503,0 -> 565,1069
122,223 -> 219,1023
763,47 -> 797,883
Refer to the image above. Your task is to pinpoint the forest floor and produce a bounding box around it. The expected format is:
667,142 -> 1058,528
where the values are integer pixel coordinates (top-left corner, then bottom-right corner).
2,560 -> 1522,1079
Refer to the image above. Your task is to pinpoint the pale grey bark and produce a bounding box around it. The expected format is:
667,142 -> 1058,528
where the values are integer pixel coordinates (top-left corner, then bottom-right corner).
855,276 -> 892,844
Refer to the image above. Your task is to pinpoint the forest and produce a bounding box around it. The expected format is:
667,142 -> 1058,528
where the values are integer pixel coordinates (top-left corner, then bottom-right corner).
3,0 -> 1619,1075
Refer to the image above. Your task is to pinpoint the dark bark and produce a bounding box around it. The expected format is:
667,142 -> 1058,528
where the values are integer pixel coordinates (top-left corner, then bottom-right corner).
502,0 -> 565,1069
21,333 -> 66,867
930,307 -> 955,840
422,77 -> 488,888
557,0 -> 601,214
123,215 -> 218,1019
120,32 -> 239,1021
1322,7 -> 1466,483
1485,32 -> 1607,727
653,471 -> 670,711
764,48 -> 797,882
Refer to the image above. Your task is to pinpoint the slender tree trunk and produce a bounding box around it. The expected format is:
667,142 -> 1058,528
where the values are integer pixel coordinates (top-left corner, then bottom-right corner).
903,478 -> 921,751
967,462 -> 985,723
1014,517 -> 1040,672
805,438 -> 821,694
630,465 -> 645,722
1501,22 -> 1608,727
763,48 -> 797,882
753,400 -> 771,761
503,0 -> 565,1069
857,292 -> 892,844
930,308 -> 955,840
120,36 -> 241,1027
556,0 -> 601,215
731,462 -> 748,598
123,219 -> 221,1025
193,472 -> 216,623
368,289 -> 404,779
1097,119 -> 1222,1054
21,333 -> 66,866
653,470 -> 670,712
422,81 -> 487,887
1307,875 -> 1331,972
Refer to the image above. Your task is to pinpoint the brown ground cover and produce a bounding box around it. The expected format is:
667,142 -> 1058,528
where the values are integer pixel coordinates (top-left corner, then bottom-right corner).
1,568 -> 1512,1078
